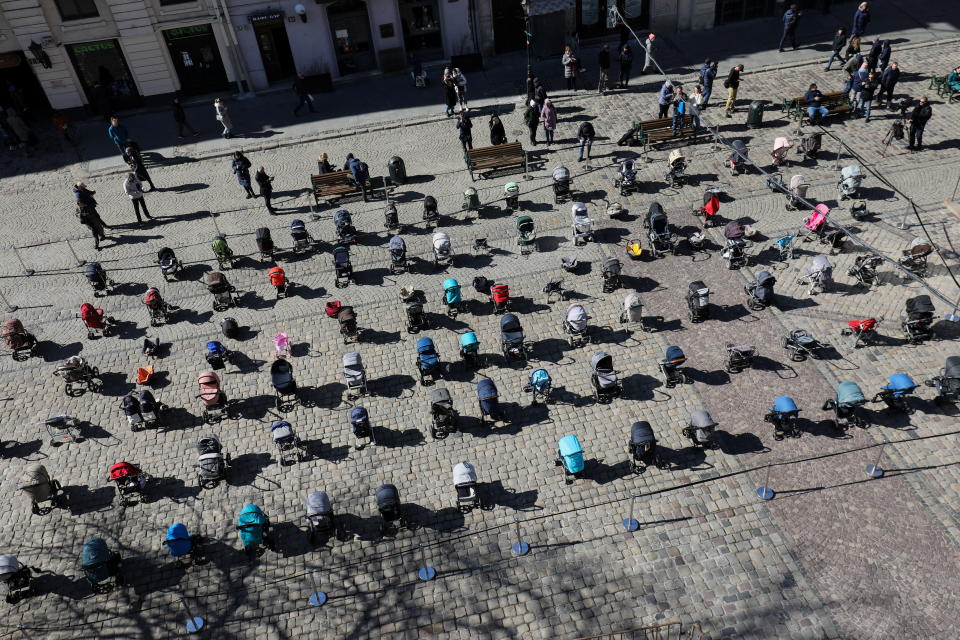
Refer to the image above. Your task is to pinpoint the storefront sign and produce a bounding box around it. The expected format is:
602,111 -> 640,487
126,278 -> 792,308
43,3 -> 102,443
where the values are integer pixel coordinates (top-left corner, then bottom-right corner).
71,41 -> 116,54
248,10 -> 284,24
165,24 -> 212,40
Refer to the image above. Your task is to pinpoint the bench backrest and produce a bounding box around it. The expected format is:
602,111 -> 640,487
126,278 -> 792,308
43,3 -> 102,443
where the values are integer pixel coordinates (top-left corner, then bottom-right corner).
469,141 -> 523,159
311,170 -> 353,187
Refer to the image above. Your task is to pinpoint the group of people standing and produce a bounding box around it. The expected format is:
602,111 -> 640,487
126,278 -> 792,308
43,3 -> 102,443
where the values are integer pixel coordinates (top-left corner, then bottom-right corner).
442,68 -> 468,117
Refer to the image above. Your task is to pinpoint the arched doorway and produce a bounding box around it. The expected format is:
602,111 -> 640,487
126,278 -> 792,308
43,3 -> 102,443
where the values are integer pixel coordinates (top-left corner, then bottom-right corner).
328,0 -> 377,76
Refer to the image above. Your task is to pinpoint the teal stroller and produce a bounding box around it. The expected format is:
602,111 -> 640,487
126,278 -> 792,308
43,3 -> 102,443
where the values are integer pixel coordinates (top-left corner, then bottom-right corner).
555,435 -> 585,484
442,278 -> 463,317
237,504 -> 273,558
81,537 -> 123,593
822,381 -> 868,431
524,368 -> 552,405
459,331 -> 481,367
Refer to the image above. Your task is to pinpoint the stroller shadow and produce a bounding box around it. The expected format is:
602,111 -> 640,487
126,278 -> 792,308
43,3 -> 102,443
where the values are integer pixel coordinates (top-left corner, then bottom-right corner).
159,406 -> 199,432
370,373 -> 417,398
300,382 -> 347,409
753,356 -> 798,379
308,439 -> 352,463
799,418 -> 851,440
714,431 -> 767,456
375,427 -> 426,448
40,341 -> 83,362
335,513 -> 383,542
98,371 -> 133,397
404,502 -> 465,533
511,296 -> 550,315
360,328 -> 401,345
1,439 -> 45,460
621,373 -> 659,401
233,394 -> 274,420
154,475 -> 203,502
549,385 -> 592,408
531,337 -> 575,365
684,368 -> 730,386
482,480 -> 540,511
177,308 -> 214,325
31,571 -> 88,601
663,446 -> 711,471
227,452 -> 273,488
227,351 -> 267,374
584,458 -> 633,484
65,484 -> 116,515
125,554 -> 186,597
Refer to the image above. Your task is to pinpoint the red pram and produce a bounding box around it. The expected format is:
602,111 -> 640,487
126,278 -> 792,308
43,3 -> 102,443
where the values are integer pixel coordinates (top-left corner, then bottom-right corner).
843,317 -> 879,348
696,192 -> 720,227
109,461 -> 146,506
143,287 -> 163,310
491,284 -> 510,314
80,303 -> 106,329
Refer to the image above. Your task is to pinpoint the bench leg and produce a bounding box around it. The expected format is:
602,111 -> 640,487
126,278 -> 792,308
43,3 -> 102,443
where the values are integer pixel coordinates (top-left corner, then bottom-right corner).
523,152 -> 529,180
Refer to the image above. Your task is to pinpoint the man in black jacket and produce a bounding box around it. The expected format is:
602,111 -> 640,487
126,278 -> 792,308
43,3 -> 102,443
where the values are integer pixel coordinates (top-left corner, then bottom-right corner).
724,64 -> 744,117
292,73 -> 316,115
876,62 -> 899,108
524,100 -> 540,146
824,28 -> 847,70
597,45 -> 610,95
907,96 -> 932,151
577,121 -> 595,161
618,44 -> 633,88
172,97 -> 199,138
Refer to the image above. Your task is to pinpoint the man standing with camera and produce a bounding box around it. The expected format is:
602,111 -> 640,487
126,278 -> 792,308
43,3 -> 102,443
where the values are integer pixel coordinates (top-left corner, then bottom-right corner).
907,96 -> 932,152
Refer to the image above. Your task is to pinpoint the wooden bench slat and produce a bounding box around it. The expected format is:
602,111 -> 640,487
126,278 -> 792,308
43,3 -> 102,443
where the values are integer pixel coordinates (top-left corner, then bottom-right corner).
311,169 -> 364,205
466,142 -> 526,180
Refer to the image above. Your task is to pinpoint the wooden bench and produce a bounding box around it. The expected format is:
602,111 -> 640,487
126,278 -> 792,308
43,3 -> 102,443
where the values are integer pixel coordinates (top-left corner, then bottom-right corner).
793,91 -> 853,124
311,170 -> 366,206
636,116 -> 701,150
465,141 -> 527,181
936,75 -> 959,103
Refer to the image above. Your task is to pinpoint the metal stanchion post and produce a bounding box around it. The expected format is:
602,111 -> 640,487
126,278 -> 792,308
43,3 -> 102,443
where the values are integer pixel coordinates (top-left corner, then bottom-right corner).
832,137 -> 843,171
209,211 -> 221,236
65,239 -> 85,268
180,593 -> 205,633
621,493 -> 639,531
756,464 -> 775,500
12,247 -> 34,276
307,568 -> 327,606
0,289 -> 17,313
416,541 -> 436,581
897,205 -> 911,230
510,515 -> 530,556
865,437 -> 887,478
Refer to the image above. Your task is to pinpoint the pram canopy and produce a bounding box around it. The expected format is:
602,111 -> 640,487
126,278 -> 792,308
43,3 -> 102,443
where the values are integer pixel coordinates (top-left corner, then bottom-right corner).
772,396 -> 799,415
619,159 -> 636,178
757,271 -> 776,287
552,166 -> 570,182
944,356 -> 960,380
270,420 -> 294,441
689,410 -> 717,429
337,306 -> 357,327
789,174 -> 808,191
724,220 -> 744,240
349,406 -> 368,425
459,332 -> 479,352
375,484 -> 400,510
728,139 -> 748,162
571,202 -> 589,222
389,236 -> 406,256
663,345 -> 686,364
905,295 -> 934,317
307,491 -> 332,517
841,165 -> 863,181
81,537 -> 114,581
121,394 -> 140,417
476,377 -> 498,401
529,368 -> 551,391
491,284 -> 509,303
631,421 -> 655,445
517,216 -> 535,235
416,337 -> 439,368
558,435 -> 584,473
883,373 -> 917,393
237,504 -> 268,547
197,434 -> 222,454
500,313 -> 523,338
109,461 -> 141,481
256,227 -> 273,250
197,370 -> 221,404
342,352 -> 363,378
158,247 -> 177,264
165,523 -> 193,557
333,245 -> 350,266
20,464 -> 54,501
453,461 -> 477,486
0,554 -> 22,579
667,149 -> 685,168
333,209 -> 352,229
688,281 -> 709,297
85,262 -> 106,283
772,137 -> 792,153
432,232 -> 451,252
205,272 -> 230,293
290,219 -> 308,238
602,257 -> 622,275
566,304 -> 588,330
443,278 -> 461,303
430,387 -> 453,410
836,381 -> 866,406
80,303 -> 105,328
591,352 -> 614,372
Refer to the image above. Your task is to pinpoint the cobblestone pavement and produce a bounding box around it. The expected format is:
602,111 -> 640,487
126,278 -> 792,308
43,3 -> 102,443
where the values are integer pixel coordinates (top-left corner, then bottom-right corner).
0,31 -> 959,640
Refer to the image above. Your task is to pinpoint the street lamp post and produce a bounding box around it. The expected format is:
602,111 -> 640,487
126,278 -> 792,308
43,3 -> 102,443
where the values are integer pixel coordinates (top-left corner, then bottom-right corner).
521,0 -> 533,100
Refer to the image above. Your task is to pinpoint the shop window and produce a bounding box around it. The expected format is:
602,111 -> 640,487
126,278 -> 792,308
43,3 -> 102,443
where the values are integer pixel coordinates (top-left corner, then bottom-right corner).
55,0 -> 99,21
399,0 -> 443,58
160,0 -> 196,6
580,0 -> 599,26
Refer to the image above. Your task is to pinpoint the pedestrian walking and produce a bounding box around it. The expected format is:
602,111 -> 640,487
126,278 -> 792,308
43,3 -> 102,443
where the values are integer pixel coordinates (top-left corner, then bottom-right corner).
456,111 -> 473,151
845,35 -> 861,59
123,173 -> 152,224
107,116 -> 128,160
73,182 -> 109,250
641,33 -> 656,74
723,64 -> 743,118
562,45 -> 579,91
214,97 -> 233,139
232,151 -> 255,198
851,2 -> 869,39
865,38 -> 881,71
125,140 -> 155,191
779,4 -> 800,52
824,28 -> 847,70
907,96 -> 932,152
877,40 -> 891,72
292,73 -> 317,115
842,53 -> 863,94
597,45 -> 610,94
255,167 -> 275,213
524,100 -> 539,145
858,72 -> 877,121
577,120 -> 595,161
618,44 -> 633,88
877,62 -> 900,108
657,81 -> 674,118
533,78 -> 547,112
172,98 -> 199,138
489,114 -> 507,145
540,99 -> 557,145
700,60 -> 717,107
453,68 -> 468,108
443,74 -> 458,116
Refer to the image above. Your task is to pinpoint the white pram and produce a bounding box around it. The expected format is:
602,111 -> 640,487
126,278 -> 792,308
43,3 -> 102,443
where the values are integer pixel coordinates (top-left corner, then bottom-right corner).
797,254 -> 833,295
837,164 -> 863,200
771,137 -> 792,167
343,352 -> 369,400
785,174 -> 809,210
564,303 -> 590,347
619,292 -> 645,331
432,232 -> 452,268
571,203 -> 593,246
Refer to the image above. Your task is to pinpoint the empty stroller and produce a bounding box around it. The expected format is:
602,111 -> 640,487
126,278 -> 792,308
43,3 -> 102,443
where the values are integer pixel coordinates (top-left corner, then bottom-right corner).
442,278 -> 463,317
744,271 -> 776,310
350,406 -> 375,448
823,381 -> 868,430
629,421 -> 662,473
121,393 -> 144,430
645,202 -> 674,258
837,164 -> 864,200
375,484 -> 407,534
728,139 -> 749,175
524,368 -> 552,405
782,328 -> 826,361
517,216 -> 537,255
555,435 -> 585,484
925,356 -> 960,404
196,434 -> 229,488
686,281 -> 710,322
659,345 -> 687,388
797,132 -> 821,160
270,420 -> 305,465
211,234 -> 234,269
157,247 -> 183,281
109,461 -> 150,506
724,343 -> 757,373
384,201 -> 400,233
164,523 -> 202,566
79,302 -> 115,338
694,191 -> 721,228
504,182 -> 520,211
20,463 -> 65,515
143,286 -> 170,325
237,504 -> 273,557
901,294 -> 935,344
343,352 -> 369,400
472,237 -> 491,257
683,410 -> 717,448
54,355 -> 99,396
665,149 -> 687,188
771,137 -> 792,167
81,538 -> 123,593
561,255 -> 579,273
291,219 -> 314,253
564,303 -> 589,347
848,254 -> 884,288
205,272 -> 238,311
500,313 -> 527,361
620,292 -> 645,331
334,209 -> 357,244
454,462 -> 481,513
898,237 -> 933,278
2,318 -> 38,361
764,396 -> 801,440
269,266 -> 288,299
571,202 -> 593,245
433,231 -> 452,268
841,317 -> 880,348
306,492 -> 336,542
459,331 -> 481,367
85,262 -> 115,297
874,373 -> 917,413
389,236 -> 407,275
477,377 -> 501,425
137,389 -> 161,429
721,220 -> 749,269
430,387 -> 458,439
415,337 -> 442,385
197,370 -> 228,423
601,257 -> 622,293
205,340 -> 232,370
772,235 -> 795,262
553,165 -> 572,203
406,302 -> 428,334
785,174 -> 809,210
270,358 -> 298,409
488,283 -> 509,315
336,305 -> 358,343
797,255 -> 833,295
256,227 -> 274,260
615,159 -> 639,196
422,195 -> 439,226
590,352 -> 622,403
463,187 -> 480,213
333,245 -> 352,288
0,555 -> 36,604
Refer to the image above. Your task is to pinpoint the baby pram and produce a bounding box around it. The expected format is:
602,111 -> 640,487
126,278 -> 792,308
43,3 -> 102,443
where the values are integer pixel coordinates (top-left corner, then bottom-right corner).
727,139 -> 749,175
205,340 -> 232,370
350,406 -> 375,448
683,410 -> 717,448
615,159 -> 638,196
211,234 -> 234,269
164,523 -> 202,566
85,262 -> 115,297
620,292 -> 646,331
724,343 -> 757,373
924,356 -> 960,405
873,373 -> 917,414
197,370 -> 228,424
629,421 -> 662,473
516,216 -> 537,255
686,281 -> 710,323
553,166 -> 572,203
721,220 -> 749,269
797,254 -> 833,295
109,461 -> 150,506
270,358 -> 298,409
415,337 -> 442,385
454,462 -> 481,513
659,345 -> 687,388
3,318 -> 38,361
590,352 -> 622,403
500,313 -> 527,361
406,302 -> 428,334
477,377 -> 501,425
487,283 -> 509,315
764,396 -> 801,440
645,202 -> 674,258
841,316 -> 880,348
268,266 -> 288,299
270,420 -> 305,465
237,504 -> 273,557
771,137 -> 792,167
785,174 -> 809,211
430,387 -> 457,439
442,278 -> 463,317
375,484 -> 408,535
459,331 -> 481,367
205,272 -> 238,312
81,537 -> 123,593
571,202 -> 593,246
504,182 -> 520,211
898,237 -> 933,278
837,164 -> 863,200
143,286 -> 170,325
389,236 -> 407,274
822,381 -> 868,431
136,390 -> 161,429
0,555 -> 36,603
901,294 -> 935,344
44,414 -> 81,447
694,191 -> 721,228
157,247 -> 183,281
306,491 -> 337,542
333,245 -> 352,288
422,195 -> 439,226
20,463 -> 66,515
54,355 -> 99,396
463,187 -> 481,213
472,237 -> 491,257
564,303 -> 589,347
849,254 -> 884,288
291,219 -> 314,253
744,271 -> 776,310
771,235 -> 795,262
384,201 -> 400,233
196,434 -> 229,488
337,305 -> 359,343
797,132 -> 821,160
601,257 -> 622,293
781,328 -> 826,361
433,231 -> 452,268
343,352 -> 368,400
79,302 -> 115,339
333,209 -> 357,245
665,149 -> 687,188
555,435 -> 585,484
256,227 -> 274,260
524,368 -> 552,405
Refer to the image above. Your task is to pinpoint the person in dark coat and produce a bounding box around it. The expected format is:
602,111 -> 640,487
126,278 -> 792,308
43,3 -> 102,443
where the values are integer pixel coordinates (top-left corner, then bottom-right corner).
877,62 -> 900,108
618,44 -> 633,88
488,115 -> 506,145
700,60 -> 717,107
255,167 -> 275,213
865,38 -> 882,71
858,72 -> 877,121
526,74 -> 535,103
577,121 -> 595,162
524,100 -> 539,145
317,153 -> 333,174
597,45 -> 610,94
293,73 -> 317,115
344,153 -> 370,201
851,2 -> 870,39
443,77 -> 458,117
907,96 -> 932,152
533,78 -> 547,112
779,4 -> 800,52
73,182 -> 109,250
232,151 -> 255,198
125,140 -> 155,191
173,97 -> 198,138
825,28 -> 847,70
456,111 -> 473,151
877,40 -> 891,72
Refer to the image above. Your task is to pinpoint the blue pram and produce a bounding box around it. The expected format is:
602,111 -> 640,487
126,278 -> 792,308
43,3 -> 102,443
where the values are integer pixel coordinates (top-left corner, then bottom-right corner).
556,435 -> 585,484
205,340 -> 230,370
237,504 -> 272,557
659,345 -> 687,388
524,368 -> 552,405
164,523 -> 200,565
416,337 -> 441,385
333,209 -> 357,244
389,236 -> 407,274
823,381 -> 868,430
350,406 -> 374,448
459,331 -> 481,367
477,377 -> 501,425
764,396 -> 801,440
333,245 -> 352,288
442,278 -> 462,317
874,373 -> 917,413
